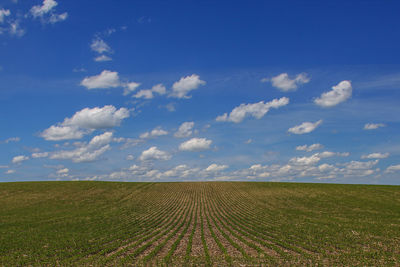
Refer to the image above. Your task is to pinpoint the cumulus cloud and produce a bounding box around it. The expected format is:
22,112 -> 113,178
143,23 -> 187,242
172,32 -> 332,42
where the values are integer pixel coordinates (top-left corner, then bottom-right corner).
94,55 -> 112,62
216,97 -> 289,123
41,126 -> 88,141
12,155 -> 29,164
245,139 -> 252,144
364,123 -> 386,130
133,89 -> 153,99
179,138 -> 212,152
288,120 -> 322,134
0,9 -> 11,23
32,152 -> 49,158
30,0 -> 67,24
2,137 -> 20,143
30,0 -> 58,17
317,151 -> 349,158
205,164 -> 229,172
151,84 -> 167,95
170,74 -> 206,98
265,73 -> 310,92
50,132 -> 113,163
139,146 -> 171,161
9,20 -> 25,37
385,164 -> 400,173
123,82 -> 141,96
81,70 -> 121,89
314,80 -> 352,107
80,70 -> 142,96
57,168 -> 69,174
133,84 -> 167,99
289,151 -> 348,166
174,122 -> 194,138
140,127 -> 168,139
90,38 -> 111,54
126,155 -> 134,161
343,160 -> 379,170
361,153 -> 389,159
90,38 -> 113,62
296,143 -> 323,152
162,103 -> 176,112
289,155 -> 321,165
41,105 -> 129,141
48,12 -> 67,23
62,105 -> 129,129
5,169 -> 15,174
318,163 -> 335,172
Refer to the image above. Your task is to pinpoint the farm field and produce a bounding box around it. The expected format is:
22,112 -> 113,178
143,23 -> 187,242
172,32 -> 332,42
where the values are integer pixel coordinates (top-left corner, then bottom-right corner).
1,182 -> 400,266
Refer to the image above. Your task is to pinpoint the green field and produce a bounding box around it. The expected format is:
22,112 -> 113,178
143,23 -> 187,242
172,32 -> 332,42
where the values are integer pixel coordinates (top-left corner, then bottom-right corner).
0,182 -> 399,266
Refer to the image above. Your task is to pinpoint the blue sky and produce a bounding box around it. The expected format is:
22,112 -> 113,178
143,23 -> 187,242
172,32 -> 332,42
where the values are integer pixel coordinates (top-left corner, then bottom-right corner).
1,0 -> 400,184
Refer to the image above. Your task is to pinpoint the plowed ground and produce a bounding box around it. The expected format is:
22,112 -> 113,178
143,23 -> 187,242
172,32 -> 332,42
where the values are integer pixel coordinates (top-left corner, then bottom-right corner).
1,181 -> 399,266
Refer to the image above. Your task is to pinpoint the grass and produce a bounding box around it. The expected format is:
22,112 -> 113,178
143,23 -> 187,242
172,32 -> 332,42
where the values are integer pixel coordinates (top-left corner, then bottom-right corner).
0,181 -> 399,266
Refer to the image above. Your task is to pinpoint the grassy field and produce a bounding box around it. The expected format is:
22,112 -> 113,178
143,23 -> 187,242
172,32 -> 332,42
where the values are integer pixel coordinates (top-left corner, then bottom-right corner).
0,181 -> 399,266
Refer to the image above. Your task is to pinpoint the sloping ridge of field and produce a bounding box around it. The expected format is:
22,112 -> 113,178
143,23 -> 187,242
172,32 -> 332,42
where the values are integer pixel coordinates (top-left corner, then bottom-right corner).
0,181 -> 399,266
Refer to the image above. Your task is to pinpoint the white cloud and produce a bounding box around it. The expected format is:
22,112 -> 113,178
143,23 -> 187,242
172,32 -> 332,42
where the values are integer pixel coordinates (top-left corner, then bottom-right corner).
216,97 -> 289,123
32,152 -> 49,158
363,123 -> 386,130
289,155 -> 320,165
62,105 -> 129,129
3,137 -> 20,143
288,120 -> 322,134
174,122 -> 194,138
296,143 -> 323,152
90,38 -> 111,54
12,155 -> 29,164
314,80 -> 352,107
41,105 -> 129,141
170,74 -> 206,98
139,146 -> 171,161
9,20 -> 25,37
163,103 -> 176,112
151,84 -> 167,95
361,153 -> 389,159
49,12 -> 67,23
5,169 -> 15,174
123,82 -> 141,96
205,164 -> 229,172
30,0 -> 57,18
318,163 -> 335,172
30,0 -> 67,24
385,164 -> 400,173
0,9 -> 10,23
41,126 -> 88,141
134,89 -> 153,99
73,67 -> 87,73
126,155 -> 134,161
289,151 -> 348,167
343,160 -> 379,170
179,138 -> 212,152
57,168 -> 69,174
50,132 -> 113,163
80,70 -> 120,89
88,131 -> 114,147
266,73 -> 310,92
317,151 -> 349,158
133,84 -> 166,99
94,55 -> 112,62
140,127 -> 168,139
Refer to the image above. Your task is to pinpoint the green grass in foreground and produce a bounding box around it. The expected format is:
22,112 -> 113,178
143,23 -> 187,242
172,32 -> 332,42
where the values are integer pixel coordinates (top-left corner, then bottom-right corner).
0,181 -> 399,266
